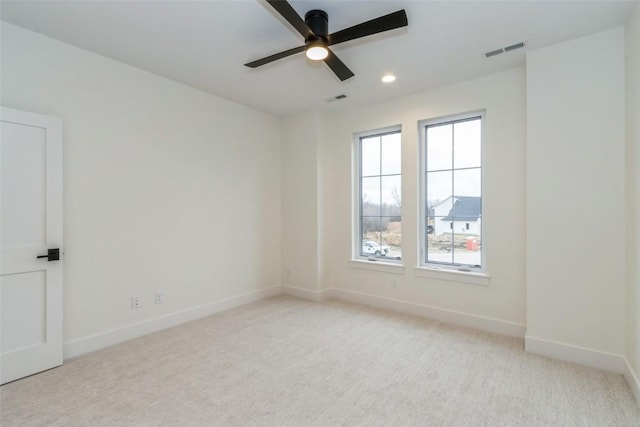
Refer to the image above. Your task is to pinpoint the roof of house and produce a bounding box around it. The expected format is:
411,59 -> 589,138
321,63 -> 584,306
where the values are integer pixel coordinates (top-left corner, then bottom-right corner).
441,196 -> 481,221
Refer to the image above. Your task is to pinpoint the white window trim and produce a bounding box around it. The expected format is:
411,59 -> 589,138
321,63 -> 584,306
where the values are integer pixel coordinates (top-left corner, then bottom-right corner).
352,124 -> 403,264
418,110 -> 487,274
349,259 -> 406,274
414,265 -> 490,286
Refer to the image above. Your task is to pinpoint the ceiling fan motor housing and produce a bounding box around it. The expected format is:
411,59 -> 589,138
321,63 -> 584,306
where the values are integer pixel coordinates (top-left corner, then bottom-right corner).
305,9 -> 328,42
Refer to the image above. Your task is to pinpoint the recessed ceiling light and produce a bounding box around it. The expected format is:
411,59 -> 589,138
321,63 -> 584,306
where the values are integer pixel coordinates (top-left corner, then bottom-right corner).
381,74 -> 396,83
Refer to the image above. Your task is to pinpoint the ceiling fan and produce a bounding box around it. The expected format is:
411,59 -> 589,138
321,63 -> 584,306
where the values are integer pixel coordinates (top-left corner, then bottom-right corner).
244,0 -> 408,81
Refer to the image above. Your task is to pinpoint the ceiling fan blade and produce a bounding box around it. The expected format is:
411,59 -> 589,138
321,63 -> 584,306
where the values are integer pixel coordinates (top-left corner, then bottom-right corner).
328,10 -> 408,46
244,45 -> 305,68
266,0 -> 314,39
324,49 -> 354,81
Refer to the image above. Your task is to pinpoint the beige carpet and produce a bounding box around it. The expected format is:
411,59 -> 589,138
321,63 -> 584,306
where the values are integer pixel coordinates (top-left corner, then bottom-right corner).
1,295 -> 639,426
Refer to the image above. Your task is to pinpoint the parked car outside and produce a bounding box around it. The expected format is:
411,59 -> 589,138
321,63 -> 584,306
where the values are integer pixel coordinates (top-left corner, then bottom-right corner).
362,240 -> 390,257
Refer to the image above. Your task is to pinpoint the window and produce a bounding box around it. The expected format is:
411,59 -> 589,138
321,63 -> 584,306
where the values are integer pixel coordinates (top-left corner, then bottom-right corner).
354,127 -> 401,262
420,112 -> 483,270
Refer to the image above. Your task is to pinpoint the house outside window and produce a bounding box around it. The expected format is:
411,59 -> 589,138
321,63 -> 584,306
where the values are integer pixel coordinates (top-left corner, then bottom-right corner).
354,127 -> 402,262
420,112 -> 484,270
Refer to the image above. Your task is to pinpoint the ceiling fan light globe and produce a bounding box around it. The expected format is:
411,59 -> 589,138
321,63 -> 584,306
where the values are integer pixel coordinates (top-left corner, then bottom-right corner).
306,45 -> 329,61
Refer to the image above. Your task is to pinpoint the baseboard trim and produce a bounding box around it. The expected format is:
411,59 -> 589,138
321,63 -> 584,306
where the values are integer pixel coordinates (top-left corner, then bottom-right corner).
625,358 -> 640,407
282,285 -> 331,302
330,288 -> 526,338
63,285 -> 283,359
525,335 -> 625,373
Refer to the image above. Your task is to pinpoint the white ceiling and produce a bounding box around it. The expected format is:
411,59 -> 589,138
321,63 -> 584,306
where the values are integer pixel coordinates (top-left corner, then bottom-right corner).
1,0 -> 636,116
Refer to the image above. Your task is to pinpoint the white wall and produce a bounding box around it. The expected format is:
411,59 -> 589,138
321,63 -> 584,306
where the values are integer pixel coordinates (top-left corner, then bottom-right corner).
1,23 -> 282,351
625,3 -> 640,397
281,111 -> 320,291
526,28 -> 626,359
317,68 -> 527,327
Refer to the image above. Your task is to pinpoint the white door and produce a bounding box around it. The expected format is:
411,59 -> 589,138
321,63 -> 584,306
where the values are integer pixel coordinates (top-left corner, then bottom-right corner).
1,106 -> 63,384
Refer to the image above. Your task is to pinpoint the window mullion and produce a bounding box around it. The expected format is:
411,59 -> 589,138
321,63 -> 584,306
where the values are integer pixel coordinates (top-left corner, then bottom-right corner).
379,135 -> 383,248
450,123 -> 455,264
359,138 -> 364,257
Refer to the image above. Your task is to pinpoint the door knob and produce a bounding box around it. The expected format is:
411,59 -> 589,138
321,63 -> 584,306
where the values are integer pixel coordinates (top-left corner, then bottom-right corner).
37,248 -> 60,261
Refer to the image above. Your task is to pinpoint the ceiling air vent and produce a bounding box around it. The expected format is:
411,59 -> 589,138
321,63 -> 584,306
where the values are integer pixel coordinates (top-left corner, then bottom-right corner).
504,42 -> 525,52
325,94 -> 347,103
485,48 -> 504,58
485,41 -> 525,58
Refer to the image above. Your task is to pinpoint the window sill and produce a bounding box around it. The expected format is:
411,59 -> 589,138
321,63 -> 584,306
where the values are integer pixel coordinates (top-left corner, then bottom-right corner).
414,266 -> 490,286
349,259 -> 405,274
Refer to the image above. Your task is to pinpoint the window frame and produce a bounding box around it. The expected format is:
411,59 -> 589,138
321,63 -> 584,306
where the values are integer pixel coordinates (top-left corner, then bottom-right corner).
352,125 -> 402,264
418,111 -> 486,273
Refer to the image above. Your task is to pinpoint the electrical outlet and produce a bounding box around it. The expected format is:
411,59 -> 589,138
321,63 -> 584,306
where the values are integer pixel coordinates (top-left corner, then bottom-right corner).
131,296 -> 141,309
391,280 -> 398,289
154,292 -> 163,304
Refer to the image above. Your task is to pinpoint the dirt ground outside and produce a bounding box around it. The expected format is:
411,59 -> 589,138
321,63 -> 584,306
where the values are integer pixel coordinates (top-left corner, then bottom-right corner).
364,221 -> 481,261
